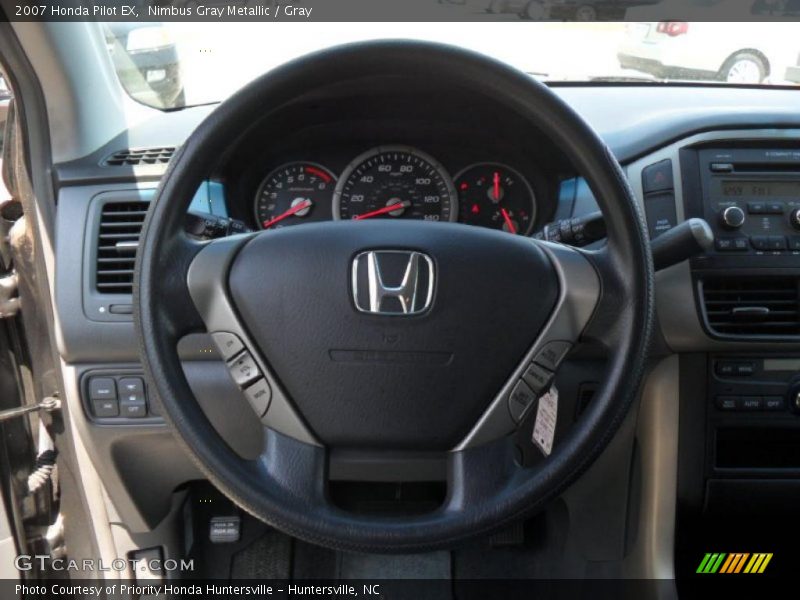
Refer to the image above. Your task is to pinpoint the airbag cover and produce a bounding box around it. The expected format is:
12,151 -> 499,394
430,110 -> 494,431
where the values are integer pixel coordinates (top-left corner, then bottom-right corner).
228,221 -> 558,450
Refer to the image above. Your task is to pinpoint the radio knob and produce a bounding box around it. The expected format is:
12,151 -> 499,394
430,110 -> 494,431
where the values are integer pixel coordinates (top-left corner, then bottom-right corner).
721,206 -> 746,229
790,208 -> 800,230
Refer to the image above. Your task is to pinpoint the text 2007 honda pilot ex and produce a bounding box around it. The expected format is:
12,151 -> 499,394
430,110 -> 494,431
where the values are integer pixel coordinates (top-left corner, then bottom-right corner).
0,12 -> 799,600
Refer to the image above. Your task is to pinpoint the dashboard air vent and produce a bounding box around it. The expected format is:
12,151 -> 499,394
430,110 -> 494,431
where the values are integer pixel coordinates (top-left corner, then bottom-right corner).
701,277 -> 800,337
102,147 -> 175,167
95,200 -> 149,294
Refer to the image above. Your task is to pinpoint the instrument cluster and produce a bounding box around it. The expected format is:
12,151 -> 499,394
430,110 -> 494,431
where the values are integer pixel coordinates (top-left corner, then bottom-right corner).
252,145 -> 539,236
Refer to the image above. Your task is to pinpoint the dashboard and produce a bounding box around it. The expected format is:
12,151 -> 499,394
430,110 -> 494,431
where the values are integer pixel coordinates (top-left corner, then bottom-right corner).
49,82 -> 800,539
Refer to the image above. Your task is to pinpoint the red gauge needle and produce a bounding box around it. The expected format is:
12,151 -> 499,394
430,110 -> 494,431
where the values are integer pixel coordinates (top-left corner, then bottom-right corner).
262,199 -> 312,229
500,208 -> 517,235
353,200 -> 411,220
493,171 -> 501,201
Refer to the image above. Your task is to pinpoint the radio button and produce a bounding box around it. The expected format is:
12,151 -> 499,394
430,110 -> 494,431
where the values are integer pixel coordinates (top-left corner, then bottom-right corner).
716,237 -> 749,251
790,209 -> 800,231
767,202 -> 784,215
747,202 -> 767,214
751,236 -> 770,251
767,236 -> 787,250
721,206 -> 746,229
789,236 -> 800,251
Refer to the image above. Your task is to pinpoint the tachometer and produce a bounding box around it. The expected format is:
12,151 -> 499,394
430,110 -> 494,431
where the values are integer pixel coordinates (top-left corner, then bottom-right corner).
255,162 -> 336,230
455,163 -> 536,235
333,146 -> 456,222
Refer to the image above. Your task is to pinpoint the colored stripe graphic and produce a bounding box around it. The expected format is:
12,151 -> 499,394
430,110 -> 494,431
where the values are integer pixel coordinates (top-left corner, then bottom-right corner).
699,552 -> 773,574
696,553 -> 713,573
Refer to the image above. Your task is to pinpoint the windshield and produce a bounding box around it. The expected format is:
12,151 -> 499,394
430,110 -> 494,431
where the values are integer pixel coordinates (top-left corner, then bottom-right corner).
103,21 -> 800,110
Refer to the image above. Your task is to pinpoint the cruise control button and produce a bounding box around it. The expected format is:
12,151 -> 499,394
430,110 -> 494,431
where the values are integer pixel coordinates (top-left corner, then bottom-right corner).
244,379 -> 272,416
89,377 -> 116,400
120,401 -> 147,418
92,399 -> 119,417
211,332 -> 245,360
522,362 -> 554,394
508,380 -> 537,423
533,341 -> 572,371
228,351 -> 261,387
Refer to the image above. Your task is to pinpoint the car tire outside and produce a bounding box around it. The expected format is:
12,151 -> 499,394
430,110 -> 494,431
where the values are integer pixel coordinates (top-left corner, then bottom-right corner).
720,51 -> 768,84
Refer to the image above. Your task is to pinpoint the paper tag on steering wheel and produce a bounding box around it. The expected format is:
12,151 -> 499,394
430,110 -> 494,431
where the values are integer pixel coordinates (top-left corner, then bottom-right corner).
532,386 -> 558,457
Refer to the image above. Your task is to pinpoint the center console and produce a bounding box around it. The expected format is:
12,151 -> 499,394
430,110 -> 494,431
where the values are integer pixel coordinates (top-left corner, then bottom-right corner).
672,140 -> 800,517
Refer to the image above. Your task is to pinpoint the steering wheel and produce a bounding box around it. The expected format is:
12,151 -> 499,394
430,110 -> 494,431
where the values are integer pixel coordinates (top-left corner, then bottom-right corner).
134,41 -> 653,553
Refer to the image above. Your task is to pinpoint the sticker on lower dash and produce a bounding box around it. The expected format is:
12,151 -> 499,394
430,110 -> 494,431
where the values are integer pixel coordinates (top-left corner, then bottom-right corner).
532,386 -> 558,456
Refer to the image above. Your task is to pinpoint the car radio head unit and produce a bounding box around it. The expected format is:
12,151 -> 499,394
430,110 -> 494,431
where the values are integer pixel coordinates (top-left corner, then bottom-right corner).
696,147 -> 800,256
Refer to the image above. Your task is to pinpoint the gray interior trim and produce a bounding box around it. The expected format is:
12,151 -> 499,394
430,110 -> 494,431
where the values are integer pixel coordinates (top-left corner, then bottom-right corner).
623,354 -> 680,586
626,128 -> 800,354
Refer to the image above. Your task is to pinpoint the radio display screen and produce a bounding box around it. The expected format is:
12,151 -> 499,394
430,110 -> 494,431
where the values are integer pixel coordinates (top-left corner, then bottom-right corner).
722,180 -> 800,198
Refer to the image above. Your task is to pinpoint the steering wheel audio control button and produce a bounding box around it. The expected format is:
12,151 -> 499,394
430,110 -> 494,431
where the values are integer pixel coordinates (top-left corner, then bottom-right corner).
211,332 -> 245,360
533,341 -> 572,371
523,362 -> 554,394
227,351 -> 261,387
508,380 -> 537,423
244,379 -> 272,416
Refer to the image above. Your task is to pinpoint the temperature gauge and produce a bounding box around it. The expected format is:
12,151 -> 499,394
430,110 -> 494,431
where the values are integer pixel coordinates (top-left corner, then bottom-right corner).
455,164 -> 536,235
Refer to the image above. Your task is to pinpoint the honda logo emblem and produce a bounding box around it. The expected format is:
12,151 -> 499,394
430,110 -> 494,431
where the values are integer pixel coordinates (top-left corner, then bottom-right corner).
351,251 -> 434,315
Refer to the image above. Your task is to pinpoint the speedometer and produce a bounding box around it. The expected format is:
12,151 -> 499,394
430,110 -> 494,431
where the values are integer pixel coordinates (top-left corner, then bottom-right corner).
333,146 -> 456,222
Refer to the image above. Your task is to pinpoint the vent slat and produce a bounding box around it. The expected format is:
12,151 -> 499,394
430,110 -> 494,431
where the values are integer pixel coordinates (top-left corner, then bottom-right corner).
701,277 -> 800,337
95,200 -> 149,294
102,147 -> 176,167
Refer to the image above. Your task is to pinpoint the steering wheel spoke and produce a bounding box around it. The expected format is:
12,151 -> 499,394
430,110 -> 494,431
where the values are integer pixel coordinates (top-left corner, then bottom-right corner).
186,235 -> 320,446
455,241 -> 601,450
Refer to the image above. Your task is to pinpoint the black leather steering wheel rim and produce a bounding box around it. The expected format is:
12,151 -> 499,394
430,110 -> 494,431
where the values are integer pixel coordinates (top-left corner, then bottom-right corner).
134,40 -> 654,553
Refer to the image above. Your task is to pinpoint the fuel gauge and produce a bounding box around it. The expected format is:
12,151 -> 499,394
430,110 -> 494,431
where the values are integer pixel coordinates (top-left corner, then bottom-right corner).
455,164 -> 536,235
